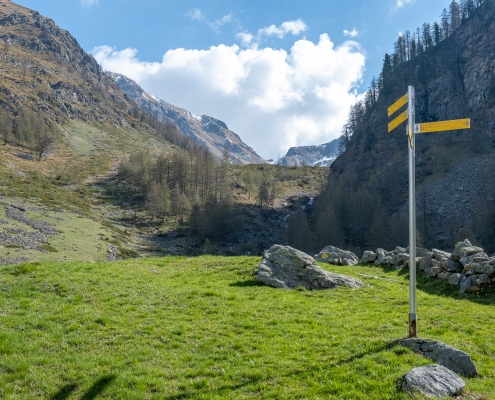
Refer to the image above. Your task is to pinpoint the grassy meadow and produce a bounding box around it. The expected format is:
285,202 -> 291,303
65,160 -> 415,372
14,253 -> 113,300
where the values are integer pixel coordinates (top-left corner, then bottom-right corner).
0,256 -> 494,399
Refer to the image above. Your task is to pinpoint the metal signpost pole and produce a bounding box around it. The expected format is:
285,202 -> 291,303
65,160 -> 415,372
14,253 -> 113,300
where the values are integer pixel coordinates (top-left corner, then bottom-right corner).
407,85 -> 417,338
388,86 -> 469,338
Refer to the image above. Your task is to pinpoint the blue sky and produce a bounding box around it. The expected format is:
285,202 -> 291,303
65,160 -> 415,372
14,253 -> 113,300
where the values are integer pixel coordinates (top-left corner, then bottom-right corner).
17,0 -> 452,159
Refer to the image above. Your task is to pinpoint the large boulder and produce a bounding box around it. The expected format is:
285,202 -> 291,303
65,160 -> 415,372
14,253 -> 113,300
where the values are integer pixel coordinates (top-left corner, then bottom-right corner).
398,338 -> 478,377
402,364 -> 465,398
315,246 -> 358,266
256,245 -> 363,290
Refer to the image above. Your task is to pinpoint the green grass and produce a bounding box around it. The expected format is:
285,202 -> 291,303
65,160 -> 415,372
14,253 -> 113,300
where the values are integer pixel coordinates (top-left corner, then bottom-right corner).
0,257 -> 493,399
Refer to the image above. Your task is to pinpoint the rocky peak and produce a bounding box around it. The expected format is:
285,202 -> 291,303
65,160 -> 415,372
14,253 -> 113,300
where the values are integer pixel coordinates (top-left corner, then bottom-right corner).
279,138 -> 341,166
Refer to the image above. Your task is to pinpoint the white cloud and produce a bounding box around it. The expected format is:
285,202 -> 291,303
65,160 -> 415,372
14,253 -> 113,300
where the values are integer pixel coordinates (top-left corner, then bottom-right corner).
93,33 -> 365,160
237,19 -> 308,47
258,19 -> 308,39
81,0 -> 98,7
186,8 -> 232,33
343,28 -> 359,38
394,0 -> 415,11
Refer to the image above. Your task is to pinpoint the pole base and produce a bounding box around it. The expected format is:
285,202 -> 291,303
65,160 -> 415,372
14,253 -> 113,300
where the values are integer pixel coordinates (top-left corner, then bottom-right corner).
409,313 -> 417,338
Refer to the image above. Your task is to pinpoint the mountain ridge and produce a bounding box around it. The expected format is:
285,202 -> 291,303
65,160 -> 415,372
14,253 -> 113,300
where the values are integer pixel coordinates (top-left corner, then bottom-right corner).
107,72 -> 265,165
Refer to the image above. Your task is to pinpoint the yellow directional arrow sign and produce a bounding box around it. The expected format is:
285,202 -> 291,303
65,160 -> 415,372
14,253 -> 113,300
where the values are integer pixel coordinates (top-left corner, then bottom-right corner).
414,118 -> 470,134
388,94 -> 407,117
388,110 -> 408,133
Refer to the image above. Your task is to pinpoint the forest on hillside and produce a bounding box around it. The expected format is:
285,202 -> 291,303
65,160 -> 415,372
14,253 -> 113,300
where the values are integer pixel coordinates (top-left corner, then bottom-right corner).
292,0 -> 495,255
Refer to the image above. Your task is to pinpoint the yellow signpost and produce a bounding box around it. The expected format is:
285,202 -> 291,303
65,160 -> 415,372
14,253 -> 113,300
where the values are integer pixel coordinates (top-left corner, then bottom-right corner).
414,118 -> 470,134
388,110 -> 408,133
387,86 -> 470,339
387,93 -> 407,117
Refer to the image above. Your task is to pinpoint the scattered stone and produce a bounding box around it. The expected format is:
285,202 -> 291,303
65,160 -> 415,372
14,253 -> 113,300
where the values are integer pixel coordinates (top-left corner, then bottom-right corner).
398,338 -> 478,377
359,250 -> 376,263
315,245 -> 358,266
4,205 -> 59,235
106,244 -> 122,261
448,273 -> 464,286
256,245 -> 363,290
0,256 -> 33,265
402,364 -> 465,398
459,276 -> 472,294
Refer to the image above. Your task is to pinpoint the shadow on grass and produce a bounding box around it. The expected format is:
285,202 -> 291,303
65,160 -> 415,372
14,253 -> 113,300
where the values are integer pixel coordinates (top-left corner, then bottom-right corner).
80,375 -> 116,400
229,280 -> 261,288
50,383 -> 78,400
50,375 -> 116,400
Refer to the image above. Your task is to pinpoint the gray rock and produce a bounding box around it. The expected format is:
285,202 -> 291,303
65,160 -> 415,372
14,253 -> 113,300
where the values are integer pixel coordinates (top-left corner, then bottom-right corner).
392,252 -> 409,266
402,364 -> 465,398
375,248 -> 387,259
460,253 -> 489,270
406,247 -> 432,258
315,246 -> 358,266
359,250 -> 376,263
404,257 -> 421,268
398,338 -> 478,377
256,245 -> 363,290
443,258 -> 463,273
448,273 -> 465,286
450,239 -> 472,261
490,258 -> 495,266
432,248 -> 451,262
474,261 -> 495,276
459,246 -> 484,258
374,255 -> 394,266
419,256 -> 433,271
437,272 -> 451,280
395,246 -> 407,254
425,267 -> 443,278
459,276 -> 472,294
470,274 -> 491,286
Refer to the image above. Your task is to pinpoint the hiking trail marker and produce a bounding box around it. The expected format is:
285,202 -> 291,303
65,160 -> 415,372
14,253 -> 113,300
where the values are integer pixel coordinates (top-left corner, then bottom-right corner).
387,86 -> 470,338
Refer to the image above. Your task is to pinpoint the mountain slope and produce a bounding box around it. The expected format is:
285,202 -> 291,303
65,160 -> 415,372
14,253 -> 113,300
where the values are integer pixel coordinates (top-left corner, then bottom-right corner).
324,0 -> 495,251
107,72 -> 265,165
278,138 -> 340,166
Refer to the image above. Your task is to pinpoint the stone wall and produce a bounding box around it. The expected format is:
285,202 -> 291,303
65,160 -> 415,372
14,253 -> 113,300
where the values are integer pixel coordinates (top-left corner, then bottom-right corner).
359,239 -> 495,293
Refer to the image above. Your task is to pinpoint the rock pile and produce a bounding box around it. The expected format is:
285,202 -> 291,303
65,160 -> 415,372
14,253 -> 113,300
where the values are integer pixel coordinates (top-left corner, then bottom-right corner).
256,245 -> 363,290
359,239 -> 495,293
